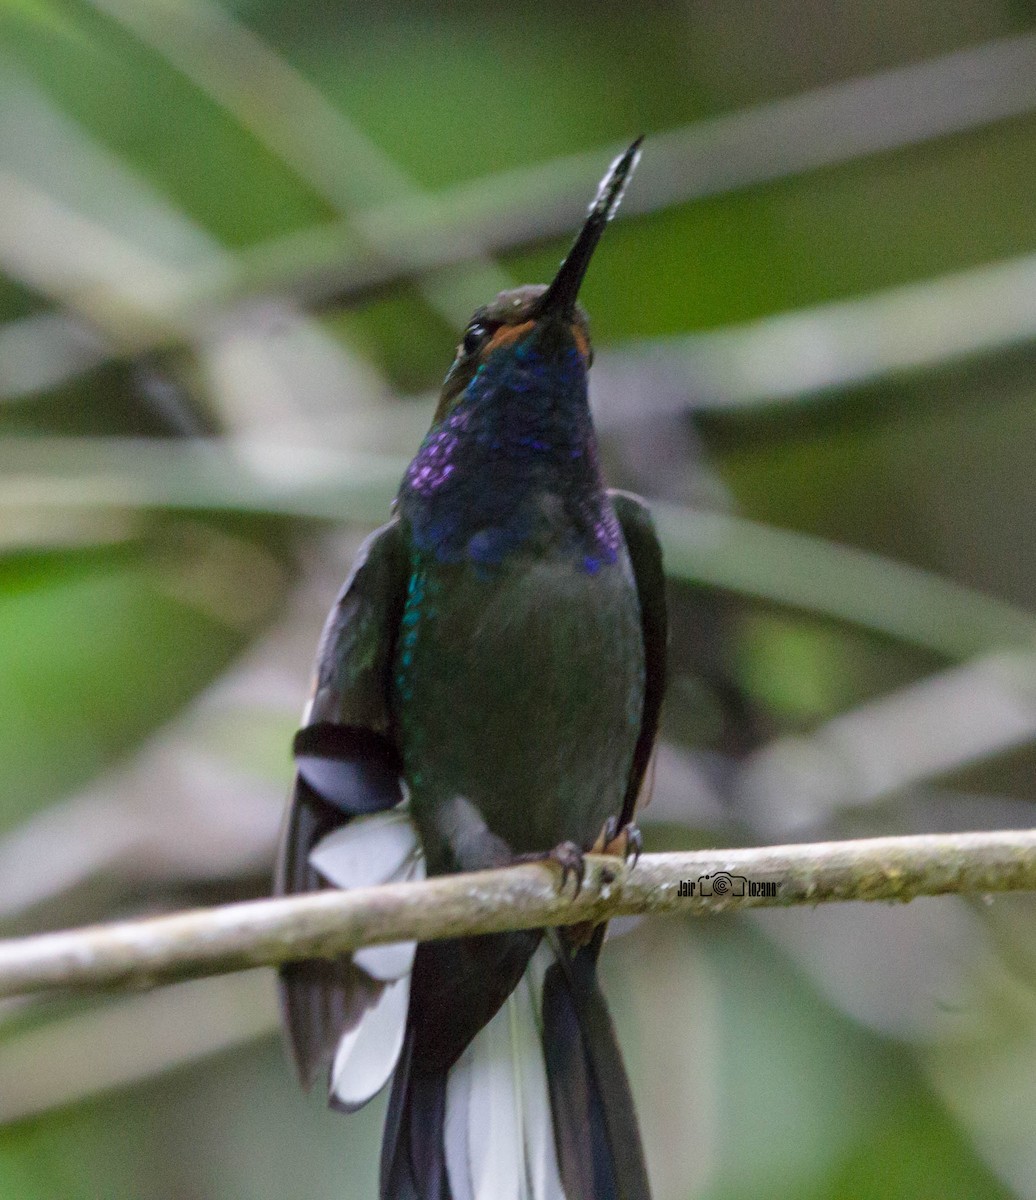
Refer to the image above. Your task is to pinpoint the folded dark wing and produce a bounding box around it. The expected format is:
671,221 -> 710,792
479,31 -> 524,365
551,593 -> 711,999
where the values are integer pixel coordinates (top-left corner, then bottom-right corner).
274,517 -> 410,1090
610,490 -> 668,828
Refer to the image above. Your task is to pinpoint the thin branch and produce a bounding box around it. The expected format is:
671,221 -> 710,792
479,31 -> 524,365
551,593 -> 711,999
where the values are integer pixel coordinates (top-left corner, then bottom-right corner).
3,831 -> 1036,1000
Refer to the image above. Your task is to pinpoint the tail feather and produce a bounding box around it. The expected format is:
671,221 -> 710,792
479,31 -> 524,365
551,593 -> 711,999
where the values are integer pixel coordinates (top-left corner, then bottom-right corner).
279,805 -> 422,1107
279,952 -> 380,1092
382,940 -> 650,1200
276,779 -> 373,1089
380,1032 -> 418,1200
516,970 -> 568,1200
540,959 -> 600,1198
541,940 -> 651,1200
381,1032 -> 450,1200
313,811 -> 426,986
300,811 -> 651,1200
569,967 -> 652,1199
443,1052 -> 475,1200
329,972 -> 410,1113
444,962 -> 564,1200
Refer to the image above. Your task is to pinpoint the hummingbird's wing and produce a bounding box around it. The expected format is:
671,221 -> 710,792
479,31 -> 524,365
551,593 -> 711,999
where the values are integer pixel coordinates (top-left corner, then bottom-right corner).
610,489 -> 668,827
275,517 -> 410,1094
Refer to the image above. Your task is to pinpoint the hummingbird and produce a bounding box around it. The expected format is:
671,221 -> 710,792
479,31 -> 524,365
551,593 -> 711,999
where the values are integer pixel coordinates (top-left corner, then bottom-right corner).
275,138 -> 667,1200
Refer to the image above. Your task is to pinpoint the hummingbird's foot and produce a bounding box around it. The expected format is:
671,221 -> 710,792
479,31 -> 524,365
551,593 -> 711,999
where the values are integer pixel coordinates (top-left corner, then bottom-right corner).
593,817 -> 643,869
592,815 -> 620,853
517,841 -> 586,896
621,823 -> 644,869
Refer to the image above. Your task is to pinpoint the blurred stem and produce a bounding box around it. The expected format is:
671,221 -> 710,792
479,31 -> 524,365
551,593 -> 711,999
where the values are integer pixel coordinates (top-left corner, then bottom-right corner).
86,0 -> 512,326
610,251 -> 1036,411
0,972 -> 275,1124
3,830 -> 1036,999
6,33 -> 1036,397
652,503 -> 1036,659
223,32 -> 1036,312
736,649 -> 1036,833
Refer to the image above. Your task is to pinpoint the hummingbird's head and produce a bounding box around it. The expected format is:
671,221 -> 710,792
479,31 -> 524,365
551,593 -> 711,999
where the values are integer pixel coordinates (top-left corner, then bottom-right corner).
433,137 -> 643,423
401,141 -> 643,560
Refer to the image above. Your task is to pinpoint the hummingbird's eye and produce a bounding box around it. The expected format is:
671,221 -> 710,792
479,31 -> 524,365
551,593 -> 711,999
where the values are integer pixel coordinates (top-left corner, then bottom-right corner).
461,321 -> 495,357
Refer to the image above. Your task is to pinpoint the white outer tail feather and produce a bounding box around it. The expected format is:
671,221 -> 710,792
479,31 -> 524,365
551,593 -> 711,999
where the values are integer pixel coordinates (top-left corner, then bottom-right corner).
310,812 -> 568,1198
446,947 -> 567,1200
309,811 -> 423,1110
329,972 -> 409,1111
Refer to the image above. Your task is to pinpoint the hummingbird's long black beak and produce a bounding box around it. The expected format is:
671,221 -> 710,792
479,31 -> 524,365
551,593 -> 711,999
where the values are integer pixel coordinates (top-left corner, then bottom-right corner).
536,136 -> 643,321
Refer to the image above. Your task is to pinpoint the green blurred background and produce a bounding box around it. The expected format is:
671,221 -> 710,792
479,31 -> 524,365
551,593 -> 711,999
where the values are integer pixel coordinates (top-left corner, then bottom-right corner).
3,1 -> 1036,1196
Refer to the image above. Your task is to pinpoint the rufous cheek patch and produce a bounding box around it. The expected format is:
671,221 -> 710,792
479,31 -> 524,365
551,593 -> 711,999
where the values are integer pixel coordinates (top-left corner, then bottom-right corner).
484,320 -> 535,355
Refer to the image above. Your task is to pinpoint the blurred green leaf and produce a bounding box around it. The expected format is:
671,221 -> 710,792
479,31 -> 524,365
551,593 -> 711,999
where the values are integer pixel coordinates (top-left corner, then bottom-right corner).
0,530 -> 284,830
